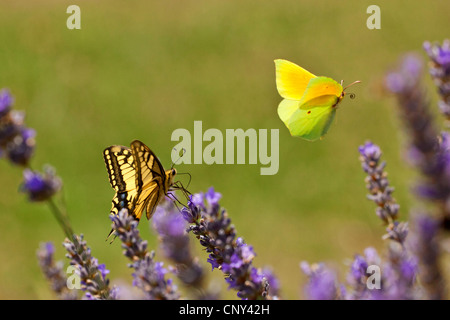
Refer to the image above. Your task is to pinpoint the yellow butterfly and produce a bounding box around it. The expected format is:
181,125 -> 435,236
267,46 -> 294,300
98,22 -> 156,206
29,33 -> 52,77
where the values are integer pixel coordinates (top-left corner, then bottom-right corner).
275,59 -> 360,141
103,140 -> 178,235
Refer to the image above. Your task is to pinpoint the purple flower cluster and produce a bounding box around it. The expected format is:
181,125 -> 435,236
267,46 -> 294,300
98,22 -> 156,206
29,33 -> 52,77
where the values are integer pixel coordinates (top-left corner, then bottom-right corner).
423,40 -> 450,121
181,187 -> 279,300
0,89 -> 35,166
110,209 -> 179,300
63,234 -> 116,300
21,166 -> 62,202
36,242 -> 78,300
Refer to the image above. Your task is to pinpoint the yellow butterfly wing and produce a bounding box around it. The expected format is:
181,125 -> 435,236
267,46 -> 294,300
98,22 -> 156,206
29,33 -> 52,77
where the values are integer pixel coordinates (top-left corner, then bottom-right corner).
130,140 -> 168,220
298,77 -> 343,109
287,98 -> 338,141
277,98 -> 300,125
103,145 -> 139,216
274,59 -> 316,100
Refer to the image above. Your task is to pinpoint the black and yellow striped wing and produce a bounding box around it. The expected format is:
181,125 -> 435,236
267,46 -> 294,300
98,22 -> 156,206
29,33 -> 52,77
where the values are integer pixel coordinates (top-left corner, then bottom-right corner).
103,145 -> 139,217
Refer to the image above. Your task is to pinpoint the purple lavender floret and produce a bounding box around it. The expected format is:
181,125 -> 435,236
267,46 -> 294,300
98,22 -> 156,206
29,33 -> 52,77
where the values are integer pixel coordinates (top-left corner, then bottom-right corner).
205,186 -> 222,206
110,209 -> 179,300
350,255 -> 369,283
182,187 -> 278,300
383,221 -> 408,243
21,166 -> 62,202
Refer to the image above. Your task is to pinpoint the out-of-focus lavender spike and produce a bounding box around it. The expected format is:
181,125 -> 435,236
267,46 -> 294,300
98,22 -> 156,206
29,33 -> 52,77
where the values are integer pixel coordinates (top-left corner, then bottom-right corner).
37,242 -> 78,300
408,213 -> 445,299
386,53 -> 450,229
63,234 -> 116,300
110,209 -> 180,300
152,200 -> 217,299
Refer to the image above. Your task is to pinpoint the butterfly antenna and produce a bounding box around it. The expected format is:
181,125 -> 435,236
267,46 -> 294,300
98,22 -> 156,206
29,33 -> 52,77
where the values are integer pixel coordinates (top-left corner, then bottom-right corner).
171,148 -> 186,169
343,80 -> 362,91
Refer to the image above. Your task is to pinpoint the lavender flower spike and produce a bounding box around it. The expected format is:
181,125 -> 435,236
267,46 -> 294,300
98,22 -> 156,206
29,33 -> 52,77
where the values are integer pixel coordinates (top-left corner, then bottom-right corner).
110,209 -> 180,300
359,141 -> 400,224
358,141 -> 407,244
182,188 -> 279,300
37,242 -> 78,300
63,234 -> 116,300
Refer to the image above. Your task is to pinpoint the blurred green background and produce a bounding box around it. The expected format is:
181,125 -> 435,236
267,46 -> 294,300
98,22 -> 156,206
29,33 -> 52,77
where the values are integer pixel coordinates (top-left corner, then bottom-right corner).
0,0 -> 448,299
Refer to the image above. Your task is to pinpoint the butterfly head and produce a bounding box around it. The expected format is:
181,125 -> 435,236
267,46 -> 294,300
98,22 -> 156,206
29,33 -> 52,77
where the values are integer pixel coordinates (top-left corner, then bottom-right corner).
167,168 -> 177,185
339,80 -> 362,103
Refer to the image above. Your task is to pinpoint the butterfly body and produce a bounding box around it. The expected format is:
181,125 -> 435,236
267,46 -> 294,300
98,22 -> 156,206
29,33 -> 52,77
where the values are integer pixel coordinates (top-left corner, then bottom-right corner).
275,59 -> 358,141
103,140 -> 176,223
